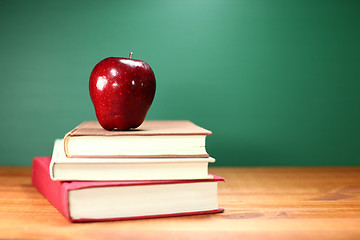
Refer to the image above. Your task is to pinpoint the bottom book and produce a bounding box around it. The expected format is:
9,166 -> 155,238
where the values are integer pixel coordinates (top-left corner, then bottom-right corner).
32,157 -> 224,223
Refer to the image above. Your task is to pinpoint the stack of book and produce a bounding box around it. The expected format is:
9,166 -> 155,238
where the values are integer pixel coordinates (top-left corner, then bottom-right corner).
32,120 -> 224,222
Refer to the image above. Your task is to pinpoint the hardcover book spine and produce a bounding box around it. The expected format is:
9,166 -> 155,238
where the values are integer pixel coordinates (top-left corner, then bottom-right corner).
32,157 -> 71,221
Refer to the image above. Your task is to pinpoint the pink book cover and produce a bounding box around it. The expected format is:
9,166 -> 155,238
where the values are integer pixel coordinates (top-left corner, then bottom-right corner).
32,157 -> 224,223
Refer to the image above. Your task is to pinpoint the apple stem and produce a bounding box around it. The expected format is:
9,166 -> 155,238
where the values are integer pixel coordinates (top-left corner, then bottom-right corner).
129,52 -> 133,59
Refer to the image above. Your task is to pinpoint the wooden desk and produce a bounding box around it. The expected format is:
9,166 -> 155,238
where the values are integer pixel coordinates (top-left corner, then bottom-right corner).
1,166 -> 360,239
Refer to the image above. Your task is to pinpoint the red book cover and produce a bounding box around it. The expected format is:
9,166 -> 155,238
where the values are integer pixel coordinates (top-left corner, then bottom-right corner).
32,157 -> 224,223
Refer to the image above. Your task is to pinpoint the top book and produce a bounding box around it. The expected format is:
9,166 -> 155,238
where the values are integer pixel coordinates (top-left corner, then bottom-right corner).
64,121 -> 212,158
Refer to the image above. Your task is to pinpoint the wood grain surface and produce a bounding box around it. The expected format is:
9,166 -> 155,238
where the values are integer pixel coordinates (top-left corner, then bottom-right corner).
1,166 -> 360,240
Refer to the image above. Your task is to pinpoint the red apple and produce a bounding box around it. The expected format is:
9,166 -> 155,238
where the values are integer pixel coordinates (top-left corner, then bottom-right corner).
89,53 -> 156,130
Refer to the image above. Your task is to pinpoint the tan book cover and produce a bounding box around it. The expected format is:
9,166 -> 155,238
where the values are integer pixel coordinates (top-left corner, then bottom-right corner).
65,120 -> 212,137
64,121 -> 212,158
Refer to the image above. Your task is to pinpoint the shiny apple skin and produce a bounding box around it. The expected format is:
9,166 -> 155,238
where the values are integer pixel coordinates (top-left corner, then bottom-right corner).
89,57 -> 156,130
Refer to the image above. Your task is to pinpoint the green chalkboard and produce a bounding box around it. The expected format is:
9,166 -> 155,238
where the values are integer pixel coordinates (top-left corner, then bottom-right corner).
0,0 -> 359,166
